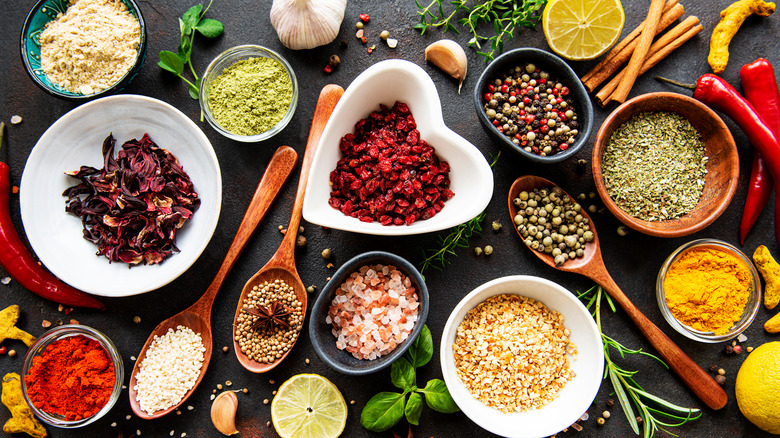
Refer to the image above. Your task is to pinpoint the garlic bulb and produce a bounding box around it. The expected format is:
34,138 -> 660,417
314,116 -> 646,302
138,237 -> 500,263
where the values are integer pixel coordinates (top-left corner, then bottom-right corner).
425,40 -> 468,93
270,0 -> 347,50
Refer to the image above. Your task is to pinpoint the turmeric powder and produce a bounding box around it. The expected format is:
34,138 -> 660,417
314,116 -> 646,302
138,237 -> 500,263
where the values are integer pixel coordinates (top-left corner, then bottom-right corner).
753,245 -> 780,309
708,0 -> 776,73
664,246 -> 752,335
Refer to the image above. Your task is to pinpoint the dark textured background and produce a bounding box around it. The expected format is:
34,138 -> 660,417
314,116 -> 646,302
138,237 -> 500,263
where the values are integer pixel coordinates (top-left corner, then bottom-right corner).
1,0 -> 778,437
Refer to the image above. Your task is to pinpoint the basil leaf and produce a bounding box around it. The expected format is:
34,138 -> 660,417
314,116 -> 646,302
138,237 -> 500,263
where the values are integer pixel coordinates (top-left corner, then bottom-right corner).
391,357 -> 415,391
360,392 -> 405,432
405,325 -> 433,368
158,51 -> 184,75
404,392 -> 423,425
181,4 -> 202,35
419,379 -> 459,413
195,18 -> 224,38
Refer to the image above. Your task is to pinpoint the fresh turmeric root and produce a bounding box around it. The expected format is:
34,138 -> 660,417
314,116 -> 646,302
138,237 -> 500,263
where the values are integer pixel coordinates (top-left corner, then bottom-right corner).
0,306 -> 35,347
708,0 -> 775,73
754,245 -> 780,309
766,311 -> 780,333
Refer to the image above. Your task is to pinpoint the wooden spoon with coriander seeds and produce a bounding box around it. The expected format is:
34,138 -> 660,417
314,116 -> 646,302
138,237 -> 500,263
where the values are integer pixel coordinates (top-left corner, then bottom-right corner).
127,145 -> 299,419
508,175 -> 728,410
233,84 -> 344,373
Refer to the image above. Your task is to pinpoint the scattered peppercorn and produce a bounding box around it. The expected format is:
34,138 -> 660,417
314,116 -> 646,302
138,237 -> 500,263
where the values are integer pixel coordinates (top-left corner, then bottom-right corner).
474,247 -> 483,256
380,30 -> 390,40
491,220 -> 502,231
602,410 -> 610,419
269,379 -> 275,385
577,193 -> 587,201
307,285 -> 316,293
322,248 -> 332,259
617,225 -> 629,236
725,345 -> 734,354
133,316 -> 141,324
0,346 -> 6,355
606,398 -> 614,407
484,245 -> 494,255
355,22 -> 364,30
597,417 -> 605,426
217,384 -> 223,390
359,13 -> 370,22
329,55 -> 340,69
709,364 -> 717,373
636,416 -> 643,424
361,36 -> 367,44
733,344 -> 742,354
296,235 -> 307,247
323,65 -> 332,74
715,375 -> 726,385
367,46 -> 373,54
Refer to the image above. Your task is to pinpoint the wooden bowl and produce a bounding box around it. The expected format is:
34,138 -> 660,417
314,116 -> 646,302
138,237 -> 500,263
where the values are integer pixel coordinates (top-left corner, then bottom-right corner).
592,92 -> 738,237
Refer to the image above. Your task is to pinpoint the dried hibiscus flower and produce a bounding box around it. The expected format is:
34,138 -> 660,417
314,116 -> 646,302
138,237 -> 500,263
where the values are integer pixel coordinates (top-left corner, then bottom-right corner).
63,133 -> 200,265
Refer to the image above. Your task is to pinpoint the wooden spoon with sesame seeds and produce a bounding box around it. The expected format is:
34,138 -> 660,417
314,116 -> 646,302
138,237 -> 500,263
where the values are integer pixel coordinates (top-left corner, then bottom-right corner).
127,145 -> 299,420
508,175 -> 728,411
233,84 -> 344,373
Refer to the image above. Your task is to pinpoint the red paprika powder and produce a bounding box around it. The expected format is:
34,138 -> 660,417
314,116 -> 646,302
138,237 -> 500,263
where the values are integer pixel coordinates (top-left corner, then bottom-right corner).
24,335 -> 115,421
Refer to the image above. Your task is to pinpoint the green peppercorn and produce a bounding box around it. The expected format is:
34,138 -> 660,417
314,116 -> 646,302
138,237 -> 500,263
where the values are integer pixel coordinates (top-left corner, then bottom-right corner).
484,245 -> 493,255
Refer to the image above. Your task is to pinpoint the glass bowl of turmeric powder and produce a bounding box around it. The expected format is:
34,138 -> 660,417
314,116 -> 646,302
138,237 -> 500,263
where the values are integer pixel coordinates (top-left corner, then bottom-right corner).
199,45 -> 299,142
656,239 -> 761,343
20,324 -> 124,428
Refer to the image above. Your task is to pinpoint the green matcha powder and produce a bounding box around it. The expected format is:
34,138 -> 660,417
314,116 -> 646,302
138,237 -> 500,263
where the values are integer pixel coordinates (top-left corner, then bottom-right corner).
208,57 -> 292,136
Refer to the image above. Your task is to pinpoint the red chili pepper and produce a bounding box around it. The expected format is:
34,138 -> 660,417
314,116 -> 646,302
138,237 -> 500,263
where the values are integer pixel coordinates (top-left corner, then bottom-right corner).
0,125 -> 106,310
660,74 -> 780,245
739,58 -> 777,244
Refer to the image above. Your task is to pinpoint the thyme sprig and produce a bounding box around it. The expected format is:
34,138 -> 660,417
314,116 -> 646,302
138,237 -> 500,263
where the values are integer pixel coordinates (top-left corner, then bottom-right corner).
419,152 -> 499,275
414,0 -> 547,61
578,286 -> 702,438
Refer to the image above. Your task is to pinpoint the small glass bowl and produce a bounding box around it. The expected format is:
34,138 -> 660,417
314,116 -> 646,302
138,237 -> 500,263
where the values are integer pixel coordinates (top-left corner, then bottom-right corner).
656,239 -> 761,343
199,45 -> 298,142
21,325 -> 124,428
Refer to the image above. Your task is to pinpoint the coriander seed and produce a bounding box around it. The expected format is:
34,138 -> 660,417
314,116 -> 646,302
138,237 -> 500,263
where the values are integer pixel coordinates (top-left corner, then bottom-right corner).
474,247 -> 483,256
484,245 -> 494,255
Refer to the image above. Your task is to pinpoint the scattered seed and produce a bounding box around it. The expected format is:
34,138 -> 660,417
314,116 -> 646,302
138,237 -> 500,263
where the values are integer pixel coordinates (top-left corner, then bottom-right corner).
360,36 -> 367,44
181,434 -> 187,437
69,319 -> 79,325
577,159 -> 587,168
356,29 -> 364,38
278,225 -> 284,231
212,389 -> 216,394
122,385 -> 127,389
491,220 -> 502,231
747,346 -> 754,353
9,350 -> 17,357
307,285 -> 316,293
296,235 -> 307,247
588,204 -> 598,213
367,46 -> 373,54
571,422 -> 583,431
130,356 -> 136,361
269,379 -> 275,385
266,421 -> 271,427
176,410 -> 181,415
474,247 -> 483,256
299,226 -> 304,233
242,388 -> 248,393
602,410 -> 610,419
225,381 -> 232,387
111,422 -> 117,427
737,333 -> 748,342
187,405 -> 194,410
137,430 -> 141,436
58,304 -> 64,312
380,30 -> 390,40
263,399 -> 269,405
0,347 -> 7,355
387,38 -> 398,49
272,390 -> 277,395
350,400 -> 355,405
580,412 -> 589,421
617,225 -> 629,236
217,384 -> 223,390
329,55 -> 340,69
359,13 -> 370,22
41,320 -> 51,328
126,415 -> 132,420
170,431 -> 175,437
322,248 -> 332,259
606,398 -> 614,407
717,368 -> 726,376
597,417 -> 605,426
10,115 -> 22,125
0,277 -> 10,285
326,263 -> 334,269
733,344 -> 743,354
484,245 -> 494,256
222,346 -> 229,353
715,375 -> 726,385
356,22 -> 364,30
326,277 -> 331,281
708,364 -> 717,373
210,394 -> 215,400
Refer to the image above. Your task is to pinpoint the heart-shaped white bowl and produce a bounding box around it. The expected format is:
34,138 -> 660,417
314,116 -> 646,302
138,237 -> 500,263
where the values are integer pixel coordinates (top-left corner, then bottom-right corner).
303,59 -> 494,236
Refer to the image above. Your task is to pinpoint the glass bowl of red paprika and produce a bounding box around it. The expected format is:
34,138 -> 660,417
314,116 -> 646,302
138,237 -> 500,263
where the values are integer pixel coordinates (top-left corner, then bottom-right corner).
20,324 -> 124,428
656,239 -> 761,343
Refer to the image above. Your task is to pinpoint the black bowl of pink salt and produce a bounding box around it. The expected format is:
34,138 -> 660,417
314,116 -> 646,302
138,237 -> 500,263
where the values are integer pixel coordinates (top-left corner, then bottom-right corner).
309,251 -> 429,375
21,325 -> 124,428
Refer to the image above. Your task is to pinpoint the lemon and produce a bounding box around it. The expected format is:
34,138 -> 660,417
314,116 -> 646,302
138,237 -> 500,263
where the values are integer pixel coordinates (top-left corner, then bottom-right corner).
271,373 -> 347,438
542,0 -> 625,61
735,342 -> 780,434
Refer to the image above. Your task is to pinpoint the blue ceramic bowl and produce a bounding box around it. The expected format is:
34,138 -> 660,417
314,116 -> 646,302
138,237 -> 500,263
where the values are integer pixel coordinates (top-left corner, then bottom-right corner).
309,251 -> 429,375
20,0 -> 147,101
474,48 -> 593,164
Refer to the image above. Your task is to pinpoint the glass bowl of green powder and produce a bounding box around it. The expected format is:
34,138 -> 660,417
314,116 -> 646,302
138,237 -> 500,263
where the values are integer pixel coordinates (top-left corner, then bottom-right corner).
200,45 -> 298,142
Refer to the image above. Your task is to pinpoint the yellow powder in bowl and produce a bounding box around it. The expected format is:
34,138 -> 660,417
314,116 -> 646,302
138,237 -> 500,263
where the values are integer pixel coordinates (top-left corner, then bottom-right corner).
664,246 -> 752,335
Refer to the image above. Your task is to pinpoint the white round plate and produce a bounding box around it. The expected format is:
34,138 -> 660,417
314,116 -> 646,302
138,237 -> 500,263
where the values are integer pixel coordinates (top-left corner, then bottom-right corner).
19,95 -> 222,297
440,275 -> 604,438
302,59 -> 494,236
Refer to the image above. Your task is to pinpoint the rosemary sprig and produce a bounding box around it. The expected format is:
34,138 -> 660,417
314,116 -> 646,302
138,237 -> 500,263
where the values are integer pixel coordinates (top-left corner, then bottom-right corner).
414,0 -> 547,61
419,152 -> 500,275
578,286 -> 702,438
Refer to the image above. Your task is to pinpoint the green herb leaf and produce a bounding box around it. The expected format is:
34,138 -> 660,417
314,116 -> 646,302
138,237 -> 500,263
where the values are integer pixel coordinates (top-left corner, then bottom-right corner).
181,4 -> 203,35
195,18 -> 224,38
158,51 -> 185,75
405,392 -> 423,425
187,80 -> 200,100
391,357 -> 416,391
405,325 -> 433,368
178,34 -> 192,62
360,392 -> 406,432
418,379 -> 459,413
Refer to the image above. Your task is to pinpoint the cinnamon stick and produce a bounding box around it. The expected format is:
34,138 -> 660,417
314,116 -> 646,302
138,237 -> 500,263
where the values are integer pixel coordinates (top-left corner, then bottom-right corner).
581,2 -> 685,92
609,0 -> 667,105
595,17 -> 703,106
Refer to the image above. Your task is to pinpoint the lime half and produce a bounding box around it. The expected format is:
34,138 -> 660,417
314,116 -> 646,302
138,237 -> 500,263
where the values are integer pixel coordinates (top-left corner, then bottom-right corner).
271,373 -> 348,438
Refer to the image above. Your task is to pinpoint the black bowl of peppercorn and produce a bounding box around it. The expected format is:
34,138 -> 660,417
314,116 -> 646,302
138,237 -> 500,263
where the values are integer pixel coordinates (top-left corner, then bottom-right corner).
474,48 -> 593,163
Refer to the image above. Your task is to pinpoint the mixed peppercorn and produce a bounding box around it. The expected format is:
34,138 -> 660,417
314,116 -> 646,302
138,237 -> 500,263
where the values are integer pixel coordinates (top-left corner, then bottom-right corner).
482,63 -> 579,156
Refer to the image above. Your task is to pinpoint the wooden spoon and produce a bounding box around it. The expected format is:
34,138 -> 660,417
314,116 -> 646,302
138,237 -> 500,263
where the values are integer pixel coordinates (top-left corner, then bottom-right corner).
508,175 -> 728,411
233,84 -> 344,373
128,145 -> 299,419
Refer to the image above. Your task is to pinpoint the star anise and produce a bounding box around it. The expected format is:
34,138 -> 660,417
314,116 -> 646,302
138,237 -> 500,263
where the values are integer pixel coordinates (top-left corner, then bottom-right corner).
243,301 -> 292,332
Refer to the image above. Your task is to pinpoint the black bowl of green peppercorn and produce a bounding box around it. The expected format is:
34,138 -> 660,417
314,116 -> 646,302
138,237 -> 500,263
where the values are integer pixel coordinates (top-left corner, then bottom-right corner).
474,48 -> 593,164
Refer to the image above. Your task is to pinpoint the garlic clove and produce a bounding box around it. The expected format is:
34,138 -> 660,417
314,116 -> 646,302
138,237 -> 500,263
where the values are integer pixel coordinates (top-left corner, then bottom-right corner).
425,39 -> 468,93
270,0 -> 347,50
211,391 -> 239,436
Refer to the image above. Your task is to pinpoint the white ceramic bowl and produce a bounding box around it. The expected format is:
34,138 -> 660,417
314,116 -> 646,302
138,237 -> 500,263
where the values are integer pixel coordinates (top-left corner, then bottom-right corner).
440,276 -> 604,438
302,59 -> 494,236
19,95 -> 222,297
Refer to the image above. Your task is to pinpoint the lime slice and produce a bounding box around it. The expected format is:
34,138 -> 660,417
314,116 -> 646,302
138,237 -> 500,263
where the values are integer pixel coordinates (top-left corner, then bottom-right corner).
271,373 -> 347,438
543,0 -> 625,61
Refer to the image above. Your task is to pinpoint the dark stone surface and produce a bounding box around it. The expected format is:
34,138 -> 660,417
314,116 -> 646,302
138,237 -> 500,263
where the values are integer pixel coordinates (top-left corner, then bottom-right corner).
0,0 -> 777,437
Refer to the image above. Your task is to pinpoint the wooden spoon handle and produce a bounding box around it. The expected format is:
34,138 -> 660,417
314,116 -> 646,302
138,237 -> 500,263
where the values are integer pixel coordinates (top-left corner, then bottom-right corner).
274,84 -> 345,267
194,145 -> 299,310
594,270 -> 728,410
